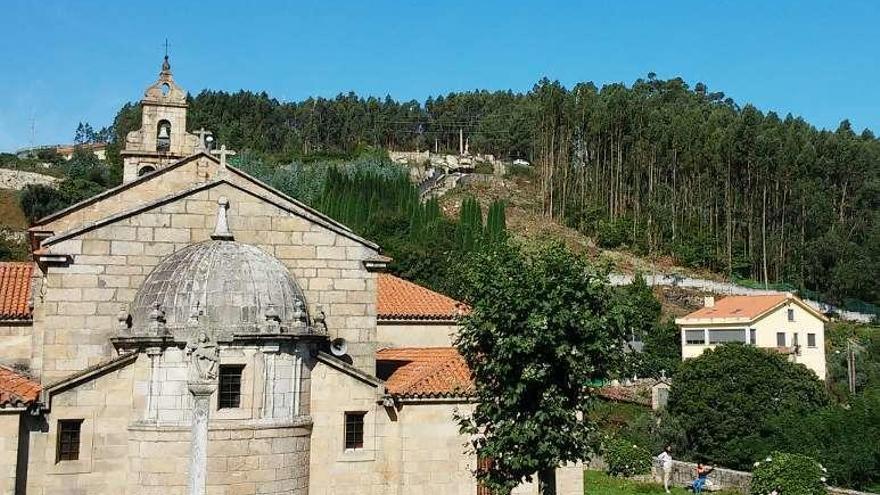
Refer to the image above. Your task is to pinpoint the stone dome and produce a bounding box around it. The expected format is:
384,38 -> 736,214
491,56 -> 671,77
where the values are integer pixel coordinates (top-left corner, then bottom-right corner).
130,240 -> 308,336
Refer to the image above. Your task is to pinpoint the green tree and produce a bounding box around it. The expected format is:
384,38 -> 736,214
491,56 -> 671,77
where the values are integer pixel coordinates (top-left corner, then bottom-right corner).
668,344 -> 828,469
455,241 -> 629,494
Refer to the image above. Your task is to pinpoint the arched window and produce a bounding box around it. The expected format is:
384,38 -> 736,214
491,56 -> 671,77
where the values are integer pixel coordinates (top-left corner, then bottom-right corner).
157,120 -> 171,151
138,165 -> 156,177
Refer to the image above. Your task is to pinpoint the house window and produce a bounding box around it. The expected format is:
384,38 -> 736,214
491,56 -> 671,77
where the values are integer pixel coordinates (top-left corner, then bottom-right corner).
808,333 -> 817,348
218,365 -> 244,409
708,329 -> 746,344
777,332 -> 786,347
750,329 -> 757,345
793,333 -> 800,347
787,309 -> 795,321
685,329 -> 705,345
56,419 -> 83,462
344,412 -> 366,450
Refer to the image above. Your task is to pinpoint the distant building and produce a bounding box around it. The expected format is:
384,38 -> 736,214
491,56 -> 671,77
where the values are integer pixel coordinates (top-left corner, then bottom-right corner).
15,142 -> 107,161
675,294 -> 828,379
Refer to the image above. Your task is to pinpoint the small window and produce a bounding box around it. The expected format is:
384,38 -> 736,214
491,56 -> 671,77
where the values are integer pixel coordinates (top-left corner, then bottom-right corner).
749,329 -> 756,345
709,329 -> 747,344
787,309 -> 795,321
777,332 -> 786,347
218,365 -> 244,409
137,165 -> 156,177
793,333 -> 800,347
344,412 -> 366,450
685,329 -> 705,345
56,419 -> 83,462
807,333 -> 817,348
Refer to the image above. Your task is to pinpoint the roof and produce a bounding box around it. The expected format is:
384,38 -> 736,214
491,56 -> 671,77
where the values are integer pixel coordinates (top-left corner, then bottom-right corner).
677,294 -> 826,323
0,366 -> 41,408
377,347 -> 474,398
377,274 -> 466,321
0,262 -> 33,320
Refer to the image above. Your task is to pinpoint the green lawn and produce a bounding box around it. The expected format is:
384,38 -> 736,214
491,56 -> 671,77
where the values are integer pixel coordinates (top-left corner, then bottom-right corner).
583,470 -> 739,495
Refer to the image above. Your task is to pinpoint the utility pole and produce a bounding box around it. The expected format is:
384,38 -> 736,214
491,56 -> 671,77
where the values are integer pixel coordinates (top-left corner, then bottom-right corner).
459,128 -> 464,155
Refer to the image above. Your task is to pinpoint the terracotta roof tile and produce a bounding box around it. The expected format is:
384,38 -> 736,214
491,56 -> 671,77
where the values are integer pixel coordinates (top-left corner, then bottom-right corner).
0,262 -> 34,320
377,274 -> 467,321
377,347 -> 474,398
679,294 -> 789,321
0,366 -> 41,408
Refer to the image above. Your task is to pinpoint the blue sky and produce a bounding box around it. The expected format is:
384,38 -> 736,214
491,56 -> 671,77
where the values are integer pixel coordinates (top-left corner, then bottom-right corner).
1,0 -> 877,151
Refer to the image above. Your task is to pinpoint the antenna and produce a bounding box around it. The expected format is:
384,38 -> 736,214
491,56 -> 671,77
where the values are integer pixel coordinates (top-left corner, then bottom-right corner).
164,38 -> 170,58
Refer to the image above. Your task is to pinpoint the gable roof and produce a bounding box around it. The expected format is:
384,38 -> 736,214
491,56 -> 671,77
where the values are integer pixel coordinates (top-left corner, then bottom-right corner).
677,293 -> 828,323
30,153 -> 379,250
377,347 -> 473,398
39,178 -> 377,251
377,274 -> 466,321
0,366 -> 40,408
0,262 -> 33,321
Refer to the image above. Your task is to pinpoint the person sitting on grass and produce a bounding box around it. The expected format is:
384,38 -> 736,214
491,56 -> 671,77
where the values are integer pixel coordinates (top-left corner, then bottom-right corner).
692,463 -> 715,493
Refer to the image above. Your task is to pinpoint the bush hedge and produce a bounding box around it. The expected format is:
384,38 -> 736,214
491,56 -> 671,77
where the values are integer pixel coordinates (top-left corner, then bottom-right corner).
750,452 -> 827,495
604,436 -> 652,478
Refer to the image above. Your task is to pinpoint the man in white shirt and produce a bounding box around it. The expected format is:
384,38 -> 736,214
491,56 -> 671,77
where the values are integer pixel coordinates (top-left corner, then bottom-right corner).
656,445 -> 674,493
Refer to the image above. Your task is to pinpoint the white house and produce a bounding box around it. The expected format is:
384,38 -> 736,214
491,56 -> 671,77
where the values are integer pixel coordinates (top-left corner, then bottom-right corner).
675,294 -> 828,379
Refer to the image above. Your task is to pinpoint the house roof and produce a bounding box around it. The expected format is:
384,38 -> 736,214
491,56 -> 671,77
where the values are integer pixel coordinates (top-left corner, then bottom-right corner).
377,274 -> 466,321
377,347 -> 474,398
0,262 -> 33,320
677,293 -> 828,323
0,366 -> 41,408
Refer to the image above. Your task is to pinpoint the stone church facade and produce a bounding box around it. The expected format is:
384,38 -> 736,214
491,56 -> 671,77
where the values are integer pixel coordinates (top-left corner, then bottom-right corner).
0,59 -> 583,495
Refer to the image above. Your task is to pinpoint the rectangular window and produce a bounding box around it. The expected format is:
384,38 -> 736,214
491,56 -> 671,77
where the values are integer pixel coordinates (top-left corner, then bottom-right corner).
787,309 -> 795,321
808,333 -> 817,348
793,333 -> 800,347
344,412 -> 366,450
56,419 -> 83,462
777,332 -> 786,347
218,365 -> 244,409
685,329 -> 705,345
750,329 -> 757,345
708,329 -> 747,344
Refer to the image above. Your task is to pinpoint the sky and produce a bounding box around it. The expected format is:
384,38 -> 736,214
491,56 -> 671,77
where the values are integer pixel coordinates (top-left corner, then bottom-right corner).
0,0 -> 878,151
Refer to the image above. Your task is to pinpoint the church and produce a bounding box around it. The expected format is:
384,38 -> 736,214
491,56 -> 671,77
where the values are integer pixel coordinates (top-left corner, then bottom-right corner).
0,58 -> 583,494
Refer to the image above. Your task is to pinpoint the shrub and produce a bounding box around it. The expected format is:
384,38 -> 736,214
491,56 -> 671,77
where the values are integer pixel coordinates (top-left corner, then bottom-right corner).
604,436 -> 652,478
751,452 -> 827,495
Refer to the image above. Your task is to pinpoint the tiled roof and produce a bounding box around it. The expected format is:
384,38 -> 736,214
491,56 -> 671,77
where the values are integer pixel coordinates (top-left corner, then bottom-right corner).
377,347 -> 474,398
377,273 -> 466,321
0,366 -> 41,408
679,294 -> 789,321
0,262 -> 33,320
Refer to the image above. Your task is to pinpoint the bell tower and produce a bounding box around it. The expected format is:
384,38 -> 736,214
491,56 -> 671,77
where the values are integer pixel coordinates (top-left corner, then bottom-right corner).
121,55 -> 200,183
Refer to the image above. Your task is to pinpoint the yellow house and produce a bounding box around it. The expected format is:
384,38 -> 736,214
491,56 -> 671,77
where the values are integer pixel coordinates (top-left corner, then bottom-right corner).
676,294 -> 828,379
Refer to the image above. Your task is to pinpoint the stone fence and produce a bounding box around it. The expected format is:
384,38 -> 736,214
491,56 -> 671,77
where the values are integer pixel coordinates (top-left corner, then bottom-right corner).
608,273 -> 876,323
648,460 -> 877,495
0,168 -> 58,190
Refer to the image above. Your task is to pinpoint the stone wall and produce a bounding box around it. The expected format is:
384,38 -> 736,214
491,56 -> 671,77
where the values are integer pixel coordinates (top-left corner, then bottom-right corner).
0,412 -> 20,495
0,322 -> 33,369
0,168 -> 58,190
376,322 -> 457,348
35,180 -> 379,382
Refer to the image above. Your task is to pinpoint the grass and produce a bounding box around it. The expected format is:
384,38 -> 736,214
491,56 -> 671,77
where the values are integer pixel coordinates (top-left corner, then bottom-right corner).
583,470 -> 740,495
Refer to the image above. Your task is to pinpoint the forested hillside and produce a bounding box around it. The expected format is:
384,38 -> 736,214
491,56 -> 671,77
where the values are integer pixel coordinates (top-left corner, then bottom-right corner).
96,75 -> 880,306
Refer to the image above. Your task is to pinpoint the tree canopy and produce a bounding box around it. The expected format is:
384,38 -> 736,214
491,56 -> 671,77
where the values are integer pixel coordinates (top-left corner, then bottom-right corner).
668,344 -> 828,470
454,241 -> 630,492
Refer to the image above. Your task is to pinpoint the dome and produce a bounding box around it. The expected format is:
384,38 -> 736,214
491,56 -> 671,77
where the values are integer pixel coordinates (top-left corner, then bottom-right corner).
130,240 -> 308,337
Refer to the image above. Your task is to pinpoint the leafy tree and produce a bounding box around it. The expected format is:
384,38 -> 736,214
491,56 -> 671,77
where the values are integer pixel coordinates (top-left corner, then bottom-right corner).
668,344 -> 828,470
751,452 -> 827,495
20,184 -> 69,223
455,241 -> 629,494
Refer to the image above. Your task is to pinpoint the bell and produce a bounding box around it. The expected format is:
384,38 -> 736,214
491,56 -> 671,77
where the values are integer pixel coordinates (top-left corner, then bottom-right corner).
158,125 -> 170,139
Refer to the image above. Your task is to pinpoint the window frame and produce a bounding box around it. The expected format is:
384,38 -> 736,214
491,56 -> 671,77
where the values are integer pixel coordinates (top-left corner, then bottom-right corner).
708,328 -> 748,345
787,308 -> 795,321
56,419 -> 83,463
218,364 -> 245,410
807,333 -> 817,348
685,329 -> 706,345
749,328 -> 757,345
776,332 -> 786,347
344,411 -> 366,450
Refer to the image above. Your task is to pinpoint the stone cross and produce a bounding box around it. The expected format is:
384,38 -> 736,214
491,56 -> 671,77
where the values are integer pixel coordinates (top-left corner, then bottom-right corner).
211,144 -> 236,167
194,128 -> 212,151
